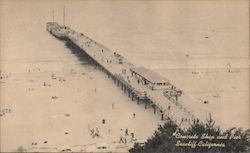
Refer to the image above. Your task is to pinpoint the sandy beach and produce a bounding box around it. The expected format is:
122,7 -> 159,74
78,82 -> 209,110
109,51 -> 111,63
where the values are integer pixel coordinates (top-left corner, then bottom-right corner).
0,33 -> 164,151
1,0 -> 249,152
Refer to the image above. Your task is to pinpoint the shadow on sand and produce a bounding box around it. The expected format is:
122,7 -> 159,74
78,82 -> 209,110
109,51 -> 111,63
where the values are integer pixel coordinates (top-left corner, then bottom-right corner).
64,39 -> 95,67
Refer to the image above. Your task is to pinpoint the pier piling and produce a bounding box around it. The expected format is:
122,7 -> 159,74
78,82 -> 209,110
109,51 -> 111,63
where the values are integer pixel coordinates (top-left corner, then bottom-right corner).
47,22 -> 196,129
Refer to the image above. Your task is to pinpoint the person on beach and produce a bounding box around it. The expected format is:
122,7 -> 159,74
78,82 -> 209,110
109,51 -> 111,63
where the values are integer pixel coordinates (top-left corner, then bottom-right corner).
130,133 -> 136,142
124,137 -> 127,144
119,135 -> 124,143
133,113 -> 136,119
125,128 -> 129,136
96,127 -> 99,134
119,135 -> 127,144
131,133 -> 134,138
90,128 -> 95,136
90,127 -> 100,138
112,102 -> 115,109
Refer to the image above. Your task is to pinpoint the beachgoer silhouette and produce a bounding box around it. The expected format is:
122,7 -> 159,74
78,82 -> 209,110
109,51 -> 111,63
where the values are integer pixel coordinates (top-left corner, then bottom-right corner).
131,133 -> 134,138
133,113 -> 136,119
125,128 -> 129,136
130,133 -> 135,142
90,128 -> 94,136
119,135 -> 124,143
204,100 -> 209,104
124,137 -> 127,144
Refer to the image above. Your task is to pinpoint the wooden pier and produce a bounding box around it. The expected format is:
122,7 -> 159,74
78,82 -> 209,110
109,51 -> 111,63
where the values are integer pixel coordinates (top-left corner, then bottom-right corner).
47,22 -> 196,129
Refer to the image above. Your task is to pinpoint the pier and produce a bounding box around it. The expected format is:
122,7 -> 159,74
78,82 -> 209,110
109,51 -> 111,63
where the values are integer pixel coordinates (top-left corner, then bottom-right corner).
47,22 -> 196,129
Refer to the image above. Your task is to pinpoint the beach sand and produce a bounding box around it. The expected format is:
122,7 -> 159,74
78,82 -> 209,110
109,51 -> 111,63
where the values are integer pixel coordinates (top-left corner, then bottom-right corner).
1,0 -> 249,152
0,36 -> 163,152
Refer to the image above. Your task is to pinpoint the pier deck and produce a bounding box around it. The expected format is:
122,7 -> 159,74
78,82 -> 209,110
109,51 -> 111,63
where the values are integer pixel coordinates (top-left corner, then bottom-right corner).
48,24 -> 197,129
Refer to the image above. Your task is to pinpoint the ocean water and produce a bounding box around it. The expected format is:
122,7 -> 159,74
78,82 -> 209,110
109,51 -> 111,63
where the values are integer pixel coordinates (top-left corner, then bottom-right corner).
0,0 -> 249,151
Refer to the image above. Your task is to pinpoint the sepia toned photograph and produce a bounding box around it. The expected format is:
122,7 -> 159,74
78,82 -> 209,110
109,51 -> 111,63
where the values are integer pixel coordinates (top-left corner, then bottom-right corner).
0,0 -> 249,152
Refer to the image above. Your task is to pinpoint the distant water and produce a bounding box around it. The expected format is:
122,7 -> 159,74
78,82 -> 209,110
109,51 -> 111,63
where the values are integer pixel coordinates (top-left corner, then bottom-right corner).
1,1 -> 249,129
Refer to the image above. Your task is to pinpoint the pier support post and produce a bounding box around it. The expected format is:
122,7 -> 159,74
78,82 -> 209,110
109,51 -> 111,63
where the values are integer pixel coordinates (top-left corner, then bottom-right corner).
137,97 -> 140,104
